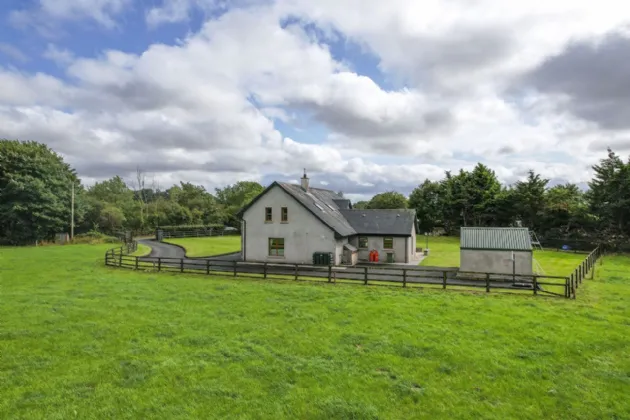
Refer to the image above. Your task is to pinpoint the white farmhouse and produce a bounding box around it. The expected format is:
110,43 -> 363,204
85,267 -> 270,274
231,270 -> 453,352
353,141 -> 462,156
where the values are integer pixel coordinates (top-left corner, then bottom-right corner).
238,172 -> 418,266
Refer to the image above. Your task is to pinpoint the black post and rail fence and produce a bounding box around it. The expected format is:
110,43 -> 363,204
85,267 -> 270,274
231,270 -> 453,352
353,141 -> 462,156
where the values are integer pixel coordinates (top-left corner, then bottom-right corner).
105,242 -> 604,299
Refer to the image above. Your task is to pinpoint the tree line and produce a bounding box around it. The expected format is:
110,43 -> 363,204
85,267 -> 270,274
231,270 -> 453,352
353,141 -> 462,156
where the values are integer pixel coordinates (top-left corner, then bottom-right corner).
357,152 -> 630,247
0,140 -> 264,244
2,139 -> 629,246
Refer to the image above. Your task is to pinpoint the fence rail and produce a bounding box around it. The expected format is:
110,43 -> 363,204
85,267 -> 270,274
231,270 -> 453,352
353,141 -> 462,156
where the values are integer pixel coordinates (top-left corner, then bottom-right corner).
566,246 -> 602,299
104,243 -> 580,298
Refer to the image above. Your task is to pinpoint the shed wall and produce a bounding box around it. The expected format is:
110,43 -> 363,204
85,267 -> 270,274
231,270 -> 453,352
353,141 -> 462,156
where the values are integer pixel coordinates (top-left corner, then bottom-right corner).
460,249 -> 533,275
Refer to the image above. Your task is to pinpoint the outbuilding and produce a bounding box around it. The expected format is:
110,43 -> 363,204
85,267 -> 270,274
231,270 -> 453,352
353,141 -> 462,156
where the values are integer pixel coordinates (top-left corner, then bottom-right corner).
459,227 -> 533,275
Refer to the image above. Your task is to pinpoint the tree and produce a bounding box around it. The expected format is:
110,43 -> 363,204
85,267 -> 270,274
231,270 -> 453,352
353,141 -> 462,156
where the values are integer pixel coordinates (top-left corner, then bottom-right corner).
367,191 -> 408,209
353,201 -> 369,209
544,183 -> 591,236
99,205 -> 126,232
512,170 -> 549,231
587,148 -> 630,237
0,140 -> 79,244
408,180 -> 442,233
215,181 -> 264,227
467,163 -> 501,226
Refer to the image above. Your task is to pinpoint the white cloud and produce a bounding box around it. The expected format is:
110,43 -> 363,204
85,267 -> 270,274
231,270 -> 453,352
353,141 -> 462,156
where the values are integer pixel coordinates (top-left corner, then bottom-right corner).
2,0 -> 629,196
0,43 -> 29,63
9,0 -> 131,30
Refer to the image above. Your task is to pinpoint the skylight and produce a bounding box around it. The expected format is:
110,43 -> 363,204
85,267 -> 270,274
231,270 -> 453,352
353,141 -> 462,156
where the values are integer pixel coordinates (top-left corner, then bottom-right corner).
314,203 -> 324,211
326,203 -> 336,211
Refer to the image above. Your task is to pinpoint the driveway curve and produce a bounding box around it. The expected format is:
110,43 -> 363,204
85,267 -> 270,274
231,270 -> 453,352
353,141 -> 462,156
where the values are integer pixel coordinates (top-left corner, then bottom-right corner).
139,239 -> 186,259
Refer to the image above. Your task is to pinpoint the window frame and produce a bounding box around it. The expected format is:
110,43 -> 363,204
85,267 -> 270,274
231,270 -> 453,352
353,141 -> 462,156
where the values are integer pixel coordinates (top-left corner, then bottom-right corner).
265,207 -> 272,222
281,207 -> 288,222
383,237 -> 394,249
268,238 -> 285,257
358,236 -> 368,249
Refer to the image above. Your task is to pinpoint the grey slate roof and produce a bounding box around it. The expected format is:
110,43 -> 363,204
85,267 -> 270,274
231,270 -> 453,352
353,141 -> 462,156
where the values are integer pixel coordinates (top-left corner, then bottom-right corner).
460,227 -> 532,251
238,181 -> 415,238
332,198 -> 351,210
339,209 -> 417,236
277,183 -> 357,237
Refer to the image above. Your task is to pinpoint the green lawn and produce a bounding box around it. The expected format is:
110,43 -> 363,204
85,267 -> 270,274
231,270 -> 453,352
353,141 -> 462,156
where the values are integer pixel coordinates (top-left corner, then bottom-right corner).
163,236 -> 241,257
418,236 -> 461,267
1,245 -> 629,419
130,243 -> 152,257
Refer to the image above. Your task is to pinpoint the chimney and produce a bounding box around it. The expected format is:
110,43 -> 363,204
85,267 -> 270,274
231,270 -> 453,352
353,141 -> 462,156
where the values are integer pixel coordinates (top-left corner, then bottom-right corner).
301,168 -> 309,191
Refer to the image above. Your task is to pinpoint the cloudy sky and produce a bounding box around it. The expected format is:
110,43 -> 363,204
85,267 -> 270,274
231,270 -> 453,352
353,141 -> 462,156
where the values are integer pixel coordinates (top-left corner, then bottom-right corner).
1,0 -> 629,200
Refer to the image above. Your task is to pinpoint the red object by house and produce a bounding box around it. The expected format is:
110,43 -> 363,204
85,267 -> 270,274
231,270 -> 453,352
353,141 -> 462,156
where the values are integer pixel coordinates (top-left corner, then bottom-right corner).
373,250 -> 379,262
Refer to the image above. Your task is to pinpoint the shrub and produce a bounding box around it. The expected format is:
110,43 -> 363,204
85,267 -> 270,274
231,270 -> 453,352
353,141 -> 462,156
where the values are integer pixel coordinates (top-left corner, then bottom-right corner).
72,231 -> 120,245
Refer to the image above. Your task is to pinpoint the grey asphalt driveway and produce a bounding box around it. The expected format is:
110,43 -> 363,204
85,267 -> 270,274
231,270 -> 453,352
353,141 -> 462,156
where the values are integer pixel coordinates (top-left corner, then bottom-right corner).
139,239 -> 186,259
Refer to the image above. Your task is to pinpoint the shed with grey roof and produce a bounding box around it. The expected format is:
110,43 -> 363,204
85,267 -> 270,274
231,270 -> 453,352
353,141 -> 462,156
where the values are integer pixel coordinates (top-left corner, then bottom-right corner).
459,227 -> 533,275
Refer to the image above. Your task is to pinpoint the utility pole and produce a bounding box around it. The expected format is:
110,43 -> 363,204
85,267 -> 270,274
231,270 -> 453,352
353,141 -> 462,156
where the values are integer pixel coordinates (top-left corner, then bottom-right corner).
71,182 -> 75,239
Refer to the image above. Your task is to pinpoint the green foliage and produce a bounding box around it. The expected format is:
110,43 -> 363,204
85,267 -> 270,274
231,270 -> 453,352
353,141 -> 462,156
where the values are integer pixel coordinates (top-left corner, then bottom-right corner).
72,230 -> 120,244
409,180 -> 443,233
0,140 -> 79,244
215,181 -> 264,227
352,200 -> 369,209
512,170 -> 549,231
588,148 -> 630,240
1,244 -> 629,419
367,191 -> 408,209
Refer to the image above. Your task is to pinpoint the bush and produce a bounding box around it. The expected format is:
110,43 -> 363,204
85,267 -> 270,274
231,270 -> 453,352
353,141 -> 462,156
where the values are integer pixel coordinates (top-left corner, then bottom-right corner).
72,231 -> 121,244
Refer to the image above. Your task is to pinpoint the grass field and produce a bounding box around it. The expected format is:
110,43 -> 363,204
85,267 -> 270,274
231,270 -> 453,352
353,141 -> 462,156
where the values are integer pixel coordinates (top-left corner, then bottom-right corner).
1,244 -> 629,419
130,243 -> 152,257
163,236 -> 241,257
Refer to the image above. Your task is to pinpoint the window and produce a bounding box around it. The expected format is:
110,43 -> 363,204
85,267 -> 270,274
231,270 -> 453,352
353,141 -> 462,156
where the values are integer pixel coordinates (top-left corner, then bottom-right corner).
314,203 -> 324,211
281,207 -> 288,222
383,237 -> 394,249
265,207 -> 272,222
358,236 -> 368,249
269,238 -> 285,256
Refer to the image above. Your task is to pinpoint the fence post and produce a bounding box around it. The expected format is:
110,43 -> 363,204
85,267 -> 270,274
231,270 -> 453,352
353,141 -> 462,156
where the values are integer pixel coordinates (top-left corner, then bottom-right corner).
364,267 -> 368,285
158,257 -> 161,272
264,262 -> 267,279
294,264 -> 298,281
328,265 -> 332,283
443,271 -> 447,289
119,251 -> 122,267
180,259 -> 184,273
485,273 -> 490,293
565,278 -> 569,298
571,275 -> 576,299
403,269 -> 407,288
533,276 -> 537,295
206,259 -> 210,275
135,257 -> 138,270
233,261 -> 237,277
